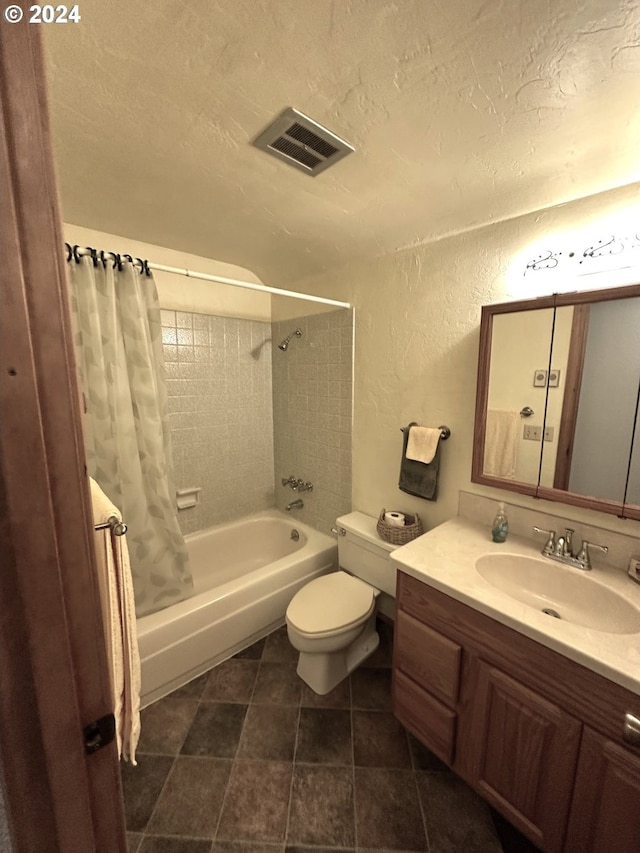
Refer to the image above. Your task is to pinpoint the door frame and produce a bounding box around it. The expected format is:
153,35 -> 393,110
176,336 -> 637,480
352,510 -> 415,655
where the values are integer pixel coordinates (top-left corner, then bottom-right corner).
0,20 -> 127,853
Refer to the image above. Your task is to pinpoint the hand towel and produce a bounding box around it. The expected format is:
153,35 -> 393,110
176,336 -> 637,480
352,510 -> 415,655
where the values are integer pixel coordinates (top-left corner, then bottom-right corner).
89,477 -> 141,764
398,422 -> 441,501
406,425 -> 442,464
483,410 -> 519,479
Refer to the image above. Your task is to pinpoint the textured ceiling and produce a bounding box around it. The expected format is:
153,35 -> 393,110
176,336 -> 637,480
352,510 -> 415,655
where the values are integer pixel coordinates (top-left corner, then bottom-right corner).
43,0 -> 640,283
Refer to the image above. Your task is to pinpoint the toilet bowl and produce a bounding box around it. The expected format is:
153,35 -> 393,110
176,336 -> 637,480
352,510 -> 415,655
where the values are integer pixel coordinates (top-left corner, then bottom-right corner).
286,511 -> 396,695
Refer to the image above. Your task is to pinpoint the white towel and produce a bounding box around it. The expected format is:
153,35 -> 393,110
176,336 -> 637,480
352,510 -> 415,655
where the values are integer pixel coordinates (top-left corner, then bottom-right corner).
89,477 -> 141,764
483,410 -> 519,479
406,425 -> 442,464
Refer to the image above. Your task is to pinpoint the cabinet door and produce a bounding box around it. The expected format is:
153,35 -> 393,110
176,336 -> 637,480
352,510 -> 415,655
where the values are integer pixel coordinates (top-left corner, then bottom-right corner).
465,662 -> 581,853
564,727 -> 640,853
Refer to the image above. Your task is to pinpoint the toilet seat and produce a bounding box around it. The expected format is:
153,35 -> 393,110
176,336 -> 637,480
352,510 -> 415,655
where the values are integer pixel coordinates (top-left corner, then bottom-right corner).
287,572 -> 376,638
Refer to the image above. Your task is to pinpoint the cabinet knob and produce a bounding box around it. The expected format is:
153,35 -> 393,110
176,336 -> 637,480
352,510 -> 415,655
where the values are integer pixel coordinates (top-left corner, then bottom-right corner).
623,712 -> 640,747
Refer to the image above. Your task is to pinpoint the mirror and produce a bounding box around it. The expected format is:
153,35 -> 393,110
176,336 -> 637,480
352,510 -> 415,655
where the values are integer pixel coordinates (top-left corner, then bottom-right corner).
472,283 -> 640,520
485,306 -> 555,486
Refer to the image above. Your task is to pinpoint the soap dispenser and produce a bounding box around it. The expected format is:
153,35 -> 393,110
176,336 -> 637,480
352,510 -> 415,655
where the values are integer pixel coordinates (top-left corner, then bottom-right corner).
491,502 -> 509,543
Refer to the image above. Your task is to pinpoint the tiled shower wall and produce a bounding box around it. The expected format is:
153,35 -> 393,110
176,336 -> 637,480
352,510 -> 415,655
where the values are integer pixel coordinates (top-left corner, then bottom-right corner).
272,309 -> 353,534
161,310 -> 275,535
161,307 -> 352,537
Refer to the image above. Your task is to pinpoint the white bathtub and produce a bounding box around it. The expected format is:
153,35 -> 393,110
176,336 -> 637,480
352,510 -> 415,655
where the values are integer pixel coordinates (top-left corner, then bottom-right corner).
137,509 -> 337,706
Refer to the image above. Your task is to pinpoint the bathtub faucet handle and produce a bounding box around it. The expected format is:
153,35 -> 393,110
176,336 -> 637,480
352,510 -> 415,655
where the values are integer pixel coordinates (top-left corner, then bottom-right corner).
281,475 -> 297,488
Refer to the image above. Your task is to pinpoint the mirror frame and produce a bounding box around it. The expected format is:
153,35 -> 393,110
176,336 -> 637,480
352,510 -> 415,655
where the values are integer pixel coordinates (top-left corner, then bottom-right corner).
472,282 -> 640,520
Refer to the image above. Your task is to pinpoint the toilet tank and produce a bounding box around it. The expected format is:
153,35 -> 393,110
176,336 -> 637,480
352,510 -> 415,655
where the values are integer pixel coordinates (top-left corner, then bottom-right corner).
336,512 -> 397,596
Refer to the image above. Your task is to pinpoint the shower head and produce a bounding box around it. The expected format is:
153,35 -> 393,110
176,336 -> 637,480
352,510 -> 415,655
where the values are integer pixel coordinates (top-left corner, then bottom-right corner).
278,328 -> 303,351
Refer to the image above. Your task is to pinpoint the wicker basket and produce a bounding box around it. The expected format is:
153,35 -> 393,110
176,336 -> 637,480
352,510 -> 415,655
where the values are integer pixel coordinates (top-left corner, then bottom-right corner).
376,509 -> 424,546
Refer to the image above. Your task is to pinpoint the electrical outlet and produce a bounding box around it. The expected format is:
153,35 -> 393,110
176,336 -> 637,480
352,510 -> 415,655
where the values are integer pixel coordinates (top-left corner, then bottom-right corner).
544,426 -> 554,441
523,425 -> 542,441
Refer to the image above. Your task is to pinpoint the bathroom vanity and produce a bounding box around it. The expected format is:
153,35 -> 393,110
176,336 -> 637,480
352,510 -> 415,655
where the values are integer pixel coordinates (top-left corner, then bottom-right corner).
391,518 -> 640,853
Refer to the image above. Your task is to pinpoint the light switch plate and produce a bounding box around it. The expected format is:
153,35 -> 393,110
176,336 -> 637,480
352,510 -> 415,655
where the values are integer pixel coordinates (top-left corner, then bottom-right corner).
523,425 -> 542,441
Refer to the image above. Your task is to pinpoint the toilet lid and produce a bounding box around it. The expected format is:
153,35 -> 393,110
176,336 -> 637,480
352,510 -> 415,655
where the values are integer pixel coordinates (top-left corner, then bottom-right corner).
287,572 -> 375,636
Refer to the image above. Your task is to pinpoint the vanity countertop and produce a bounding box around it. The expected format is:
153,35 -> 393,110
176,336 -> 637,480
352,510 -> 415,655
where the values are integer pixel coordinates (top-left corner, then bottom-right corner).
391,517 -> 640,694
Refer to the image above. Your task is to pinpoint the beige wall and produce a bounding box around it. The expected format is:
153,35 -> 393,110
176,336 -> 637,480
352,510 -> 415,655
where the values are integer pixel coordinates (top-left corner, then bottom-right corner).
289,183 -> 640,537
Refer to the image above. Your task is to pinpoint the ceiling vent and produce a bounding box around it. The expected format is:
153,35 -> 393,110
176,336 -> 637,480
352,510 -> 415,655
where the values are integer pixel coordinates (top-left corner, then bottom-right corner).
252,107 -> 354,176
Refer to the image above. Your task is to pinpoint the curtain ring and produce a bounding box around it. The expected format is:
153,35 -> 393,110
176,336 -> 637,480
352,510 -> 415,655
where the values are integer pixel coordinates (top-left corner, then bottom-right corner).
135,257 -> 145,275
102,251 -> 121,270
72,244 -> 82,263
143,259 -> 151,277
86,247 -> 98,267
99,250 -> 108,269
65,242 -> 72,262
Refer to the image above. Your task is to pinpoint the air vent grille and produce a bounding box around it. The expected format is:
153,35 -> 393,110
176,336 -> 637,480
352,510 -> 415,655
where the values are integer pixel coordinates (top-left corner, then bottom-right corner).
270,136 -> 322,169
285,122 -> 339,158
252,107 -> 354,176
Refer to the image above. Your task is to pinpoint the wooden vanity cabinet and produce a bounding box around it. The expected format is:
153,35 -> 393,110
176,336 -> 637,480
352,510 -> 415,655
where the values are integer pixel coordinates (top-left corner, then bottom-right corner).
392,570 -> 640,853
564,727 -> 640,853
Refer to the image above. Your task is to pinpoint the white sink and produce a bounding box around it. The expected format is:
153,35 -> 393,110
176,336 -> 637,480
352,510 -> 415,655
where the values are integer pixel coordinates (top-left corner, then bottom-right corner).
475,553 -> 640,635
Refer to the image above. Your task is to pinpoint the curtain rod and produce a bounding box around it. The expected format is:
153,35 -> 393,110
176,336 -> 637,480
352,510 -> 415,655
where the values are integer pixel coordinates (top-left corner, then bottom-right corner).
64,243 -> 351,309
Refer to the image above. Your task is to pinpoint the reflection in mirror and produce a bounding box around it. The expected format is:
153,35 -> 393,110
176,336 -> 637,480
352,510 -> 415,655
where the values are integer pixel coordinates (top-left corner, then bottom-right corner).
472,283 -> 640,519
543,297 -> 640,501
538,305 -> 574,489
484,308 -> 554,485
624,379 -> 640,510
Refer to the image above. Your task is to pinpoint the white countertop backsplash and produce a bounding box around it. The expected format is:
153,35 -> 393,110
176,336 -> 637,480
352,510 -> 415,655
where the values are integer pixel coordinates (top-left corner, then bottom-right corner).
391,512 -> 640,694
458,490 -> 640,576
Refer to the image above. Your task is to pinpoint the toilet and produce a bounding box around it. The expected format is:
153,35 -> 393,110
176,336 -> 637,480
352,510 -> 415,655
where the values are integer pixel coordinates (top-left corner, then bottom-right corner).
286,511 -> 397,695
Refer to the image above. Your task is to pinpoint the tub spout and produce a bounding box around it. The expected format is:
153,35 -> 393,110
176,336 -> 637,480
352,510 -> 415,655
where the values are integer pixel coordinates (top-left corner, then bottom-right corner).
286,499 -> 304,511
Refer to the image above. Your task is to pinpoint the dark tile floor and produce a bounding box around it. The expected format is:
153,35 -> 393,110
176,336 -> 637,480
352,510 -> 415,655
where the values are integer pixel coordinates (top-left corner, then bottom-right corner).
123,622 -> 539,853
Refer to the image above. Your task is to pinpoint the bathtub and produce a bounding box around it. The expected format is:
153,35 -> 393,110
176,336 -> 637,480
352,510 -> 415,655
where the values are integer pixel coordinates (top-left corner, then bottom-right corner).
137,509 -> 337,706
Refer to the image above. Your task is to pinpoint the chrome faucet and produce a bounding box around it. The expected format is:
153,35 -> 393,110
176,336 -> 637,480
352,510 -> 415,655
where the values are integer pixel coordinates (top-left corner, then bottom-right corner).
286,499 -> 304,511
533,526 -> 608,571
281,476 -> 314,492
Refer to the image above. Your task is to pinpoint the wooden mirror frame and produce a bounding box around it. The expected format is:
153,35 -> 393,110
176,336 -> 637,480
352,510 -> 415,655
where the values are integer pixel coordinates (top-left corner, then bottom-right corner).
472,282 -> 640,521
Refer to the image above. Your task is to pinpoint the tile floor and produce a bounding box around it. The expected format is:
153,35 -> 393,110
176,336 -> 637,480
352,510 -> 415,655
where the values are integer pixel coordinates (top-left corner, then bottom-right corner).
123,622 -> 539,853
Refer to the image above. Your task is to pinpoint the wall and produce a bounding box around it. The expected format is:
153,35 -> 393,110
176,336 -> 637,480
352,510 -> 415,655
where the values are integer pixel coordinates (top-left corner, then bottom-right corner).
161,309 -> 274,535
272,309 -> 353,534
287,182 -> 640,539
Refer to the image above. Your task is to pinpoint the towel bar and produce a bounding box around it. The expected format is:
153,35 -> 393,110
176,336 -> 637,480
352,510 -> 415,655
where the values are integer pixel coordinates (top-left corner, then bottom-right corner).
94,515 -> 127,536
400,424 -> 451,440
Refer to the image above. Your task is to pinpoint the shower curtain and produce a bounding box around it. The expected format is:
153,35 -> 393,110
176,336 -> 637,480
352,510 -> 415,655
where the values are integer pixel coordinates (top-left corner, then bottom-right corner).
67,256 -> 193,616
